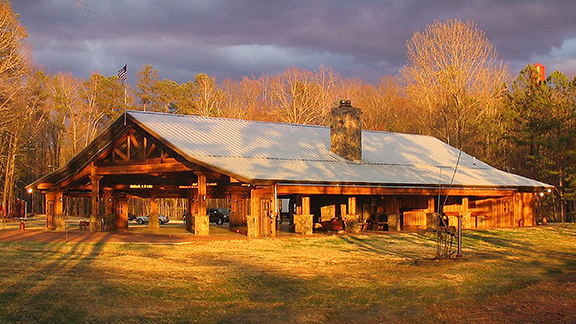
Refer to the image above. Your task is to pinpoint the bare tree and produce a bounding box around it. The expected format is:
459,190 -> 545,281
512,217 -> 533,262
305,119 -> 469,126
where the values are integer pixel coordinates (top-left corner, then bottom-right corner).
269,67 -> 324,124
0,0 -> 29,216
401,19 -> 509,150
221,76 -> 264,120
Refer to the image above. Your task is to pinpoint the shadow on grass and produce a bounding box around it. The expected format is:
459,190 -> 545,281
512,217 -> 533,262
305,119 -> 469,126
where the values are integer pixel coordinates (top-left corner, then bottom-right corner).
335,234 -> 437,261
0,237 -> 110,323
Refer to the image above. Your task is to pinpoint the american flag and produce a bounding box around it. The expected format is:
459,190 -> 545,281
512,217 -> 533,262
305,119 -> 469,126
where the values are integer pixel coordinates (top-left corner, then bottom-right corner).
117,64 -> 127,82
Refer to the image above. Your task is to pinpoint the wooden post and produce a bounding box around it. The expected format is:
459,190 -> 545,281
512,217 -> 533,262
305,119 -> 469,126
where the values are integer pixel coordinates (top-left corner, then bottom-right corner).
294,196 -> 313,235
428,196 -> 435,213
348,197 -> 357,215
89,174 -> 102,216
461,197 -> 470,229
346,196 -> 361,233
55,191 -> 64,215
103,188 -> 113,214
302,196 -> 310,215
197,174 -> 207,217
185,186 -> 198,232
229,192 -> 242,228
52,191 -> 66,230
194,173 -> 209,236
247,188 -> 260,238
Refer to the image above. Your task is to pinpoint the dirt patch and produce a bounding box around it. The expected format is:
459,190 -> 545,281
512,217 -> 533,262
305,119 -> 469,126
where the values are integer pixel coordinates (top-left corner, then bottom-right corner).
429,279 -> 576,324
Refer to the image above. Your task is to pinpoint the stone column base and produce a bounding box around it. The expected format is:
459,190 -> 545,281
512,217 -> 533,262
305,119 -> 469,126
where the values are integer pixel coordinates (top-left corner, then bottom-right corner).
103,214 -> 116,231
185,212 -> 193,232
388,214 -> 401,231
344,214 -> 361,233
90,214 -> 102,232
194,215 -> 209,236
247,215 -> 260,239
461,212 -> 472,229
54,214 -> 66,231
148,212 -> 160,229
293,214 -> 313,235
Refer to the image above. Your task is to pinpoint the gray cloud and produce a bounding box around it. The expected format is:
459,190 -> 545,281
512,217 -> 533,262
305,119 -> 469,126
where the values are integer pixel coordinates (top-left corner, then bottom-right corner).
12,0 -> 576,84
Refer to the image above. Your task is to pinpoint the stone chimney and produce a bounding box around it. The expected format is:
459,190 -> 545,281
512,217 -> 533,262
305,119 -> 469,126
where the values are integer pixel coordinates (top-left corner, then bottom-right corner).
330,99 -> 362,161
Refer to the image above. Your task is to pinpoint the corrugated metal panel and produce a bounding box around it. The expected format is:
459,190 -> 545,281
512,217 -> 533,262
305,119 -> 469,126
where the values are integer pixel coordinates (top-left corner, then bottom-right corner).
128,111 -> 549,188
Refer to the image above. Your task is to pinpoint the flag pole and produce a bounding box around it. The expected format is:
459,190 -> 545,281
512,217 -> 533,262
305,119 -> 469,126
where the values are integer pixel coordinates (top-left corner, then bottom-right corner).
123,82 -> 127,126
118,64 -> 128,126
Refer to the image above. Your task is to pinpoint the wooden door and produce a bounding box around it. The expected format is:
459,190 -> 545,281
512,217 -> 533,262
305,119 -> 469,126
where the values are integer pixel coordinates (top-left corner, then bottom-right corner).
260,198 -> 273,237
115,199 -> 128,229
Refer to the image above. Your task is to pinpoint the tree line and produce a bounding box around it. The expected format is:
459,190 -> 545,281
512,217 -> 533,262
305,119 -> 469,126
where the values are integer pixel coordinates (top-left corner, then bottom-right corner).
0,2 -> 574,221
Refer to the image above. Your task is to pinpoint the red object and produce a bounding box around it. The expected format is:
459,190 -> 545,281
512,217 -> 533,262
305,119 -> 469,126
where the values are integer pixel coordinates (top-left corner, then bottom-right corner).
534,63 -> 546,82
19,221 -> 25,231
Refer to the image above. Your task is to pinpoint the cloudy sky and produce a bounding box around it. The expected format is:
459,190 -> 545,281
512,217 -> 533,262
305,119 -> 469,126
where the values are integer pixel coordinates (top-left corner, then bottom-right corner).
12,0 -> 576,84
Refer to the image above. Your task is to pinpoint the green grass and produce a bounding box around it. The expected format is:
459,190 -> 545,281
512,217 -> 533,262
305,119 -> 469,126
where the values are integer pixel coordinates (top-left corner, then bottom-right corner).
1,225 -> 576,323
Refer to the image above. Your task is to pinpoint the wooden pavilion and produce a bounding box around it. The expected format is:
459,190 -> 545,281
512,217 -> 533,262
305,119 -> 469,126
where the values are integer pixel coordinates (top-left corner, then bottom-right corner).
27,100 -> 551,237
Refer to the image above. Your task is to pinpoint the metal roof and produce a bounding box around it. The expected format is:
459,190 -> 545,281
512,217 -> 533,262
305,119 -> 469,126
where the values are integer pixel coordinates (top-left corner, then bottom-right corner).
128,111 -> 550,189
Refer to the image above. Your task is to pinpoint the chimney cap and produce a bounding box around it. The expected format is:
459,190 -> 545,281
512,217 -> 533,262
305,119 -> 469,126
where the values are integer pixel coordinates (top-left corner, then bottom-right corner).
339,99 -> 352,107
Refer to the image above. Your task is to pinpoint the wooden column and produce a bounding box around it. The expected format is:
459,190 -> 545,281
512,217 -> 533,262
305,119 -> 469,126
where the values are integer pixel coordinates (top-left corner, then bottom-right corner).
296,195 -> 303,215
247,189 -> 260,238
302,196 -> 310,215
148,193 -> 159,229
55,191 -> 64,215
229,192 -> 243,228
348,197 -> 357,215
103,188 -> 113,214
89,175 -> 102,216
103,188 -> 115,230
194,173 -> 209,236
185,187 -> 196,232
428,196 -> 435,213
346,196 -> 361,233
197,174 -> 207,216
294,196 -> 313,235
514,192 -> 522,227
461,197 -> 471,229
52,191 -> 66,230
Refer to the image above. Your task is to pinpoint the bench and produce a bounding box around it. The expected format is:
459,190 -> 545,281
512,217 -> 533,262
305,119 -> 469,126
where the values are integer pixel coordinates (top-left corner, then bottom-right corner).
78,220 -> 90,231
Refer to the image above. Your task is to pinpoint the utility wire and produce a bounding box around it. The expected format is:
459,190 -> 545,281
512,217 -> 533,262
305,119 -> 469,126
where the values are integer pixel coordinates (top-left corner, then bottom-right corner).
441,149 -> 463,210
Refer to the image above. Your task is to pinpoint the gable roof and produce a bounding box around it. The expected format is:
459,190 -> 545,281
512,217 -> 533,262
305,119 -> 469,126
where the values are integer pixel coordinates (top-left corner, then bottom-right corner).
128,111 -> 550,189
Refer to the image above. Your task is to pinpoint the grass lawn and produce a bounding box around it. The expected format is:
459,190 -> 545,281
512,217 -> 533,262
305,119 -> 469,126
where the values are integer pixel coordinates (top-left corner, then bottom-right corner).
0,225 -> 575,324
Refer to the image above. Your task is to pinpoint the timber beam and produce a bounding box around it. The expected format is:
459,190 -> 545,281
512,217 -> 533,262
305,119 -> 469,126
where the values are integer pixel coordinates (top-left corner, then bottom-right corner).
94,159 -> 196,175
276,185 -> 516,197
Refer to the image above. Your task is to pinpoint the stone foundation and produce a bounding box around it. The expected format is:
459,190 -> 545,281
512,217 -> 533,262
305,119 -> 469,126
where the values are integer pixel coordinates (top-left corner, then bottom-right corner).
148,212 -> 160,229
388,214 -> 401,231
246,215 -> 260,239
185,212 -> 193,232
90,214 -> 102,232
293,214 -> 313,235
54,214 -> 66,231
103,214 -> 116,231
344,214 -> 361,233
194,215 -> 209,236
